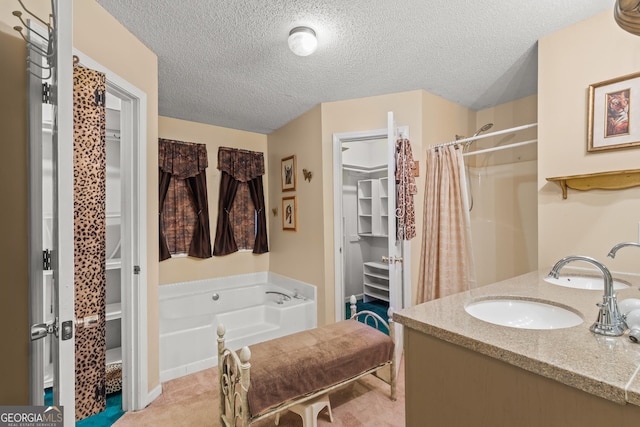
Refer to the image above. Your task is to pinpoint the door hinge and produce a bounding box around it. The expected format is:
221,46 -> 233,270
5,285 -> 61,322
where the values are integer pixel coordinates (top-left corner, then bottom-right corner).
133,265 -> 141,275
94,88 -> 106,107
43,249 -> 51,270
42,82 -> 52,104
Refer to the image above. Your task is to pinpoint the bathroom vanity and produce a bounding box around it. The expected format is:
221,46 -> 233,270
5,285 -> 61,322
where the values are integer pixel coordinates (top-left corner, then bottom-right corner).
395,269 -> 640,426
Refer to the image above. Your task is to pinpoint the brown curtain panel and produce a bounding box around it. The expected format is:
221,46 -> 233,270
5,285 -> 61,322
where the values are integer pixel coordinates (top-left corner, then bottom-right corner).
247,175 -> 268,253
158,168 -> 172,261
158,138 -> 212,260
213,147 -> 268,255
213,171 -> 240,255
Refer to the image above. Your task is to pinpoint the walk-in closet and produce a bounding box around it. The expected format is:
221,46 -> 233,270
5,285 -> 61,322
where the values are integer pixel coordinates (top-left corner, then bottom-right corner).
341,138 -> 390,314
105,94 -> 123,384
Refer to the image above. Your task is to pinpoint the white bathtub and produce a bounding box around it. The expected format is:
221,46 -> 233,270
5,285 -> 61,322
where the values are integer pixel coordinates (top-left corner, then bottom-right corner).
159,272 -> 317,382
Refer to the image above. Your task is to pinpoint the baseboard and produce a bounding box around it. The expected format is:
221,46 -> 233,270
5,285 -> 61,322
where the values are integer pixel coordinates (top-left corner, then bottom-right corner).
344,293 -> 364,303
144,384 -> 163,408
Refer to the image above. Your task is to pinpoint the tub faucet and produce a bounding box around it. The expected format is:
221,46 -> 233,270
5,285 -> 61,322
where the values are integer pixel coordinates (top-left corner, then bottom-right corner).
548,255 -> 626,336
608,241 -> 640,258
266,291 -> 292,304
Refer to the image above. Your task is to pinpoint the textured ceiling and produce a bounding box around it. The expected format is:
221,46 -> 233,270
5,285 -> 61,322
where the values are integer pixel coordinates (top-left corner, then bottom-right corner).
96,0 -> 615,134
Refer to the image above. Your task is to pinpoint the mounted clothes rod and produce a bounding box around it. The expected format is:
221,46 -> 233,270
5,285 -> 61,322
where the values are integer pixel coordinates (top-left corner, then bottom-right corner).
433,123 -> 538,148
462,139 -> 537,157
343,166 -> 387,174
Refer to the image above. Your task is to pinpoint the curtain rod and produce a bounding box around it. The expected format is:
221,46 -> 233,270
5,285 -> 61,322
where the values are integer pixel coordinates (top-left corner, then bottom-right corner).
433,123 -> 538,148
462,138 -> 537,157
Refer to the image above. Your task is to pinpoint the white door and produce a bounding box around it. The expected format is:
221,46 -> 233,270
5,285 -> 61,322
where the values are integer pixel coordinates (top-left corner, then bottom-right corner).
28,2 -> 76,425
386,111 -> 410,373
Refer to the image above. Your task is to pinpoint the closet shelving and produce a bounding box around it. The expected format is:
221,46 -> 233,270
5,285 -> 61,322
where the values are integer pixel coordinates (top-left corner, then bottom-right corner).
357,180 -> 373,235
363,261 -> 390,303
357,177 -> 388,237
105,114 -> 122,367
379,177 -> 389,237
343,139 -> 390,309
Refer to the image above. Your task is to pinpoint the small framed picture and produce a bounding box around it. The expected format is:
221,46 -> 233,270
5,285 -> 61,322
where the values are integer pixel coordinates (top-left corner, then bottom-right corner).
282,196 -> 297,231
281,155 -> 296,192
588,71 -> 640,152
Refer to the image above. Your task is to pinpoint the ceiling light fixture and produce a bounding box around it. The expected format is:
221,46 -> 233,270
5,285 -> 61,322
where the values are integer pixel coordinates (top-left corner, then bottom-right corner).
288,26 -> 317,56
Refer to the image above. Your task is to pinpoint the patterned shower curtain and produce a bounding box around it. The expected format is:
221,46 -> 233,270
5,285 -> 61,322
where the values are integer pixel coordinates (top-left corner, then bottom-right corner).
417,144 -> 476,303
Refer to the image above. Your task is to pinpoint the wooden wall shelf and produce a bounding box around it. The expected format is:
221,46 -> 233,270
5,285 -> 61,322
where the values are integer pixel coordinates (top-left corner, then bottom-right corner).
546,169 -> 640,199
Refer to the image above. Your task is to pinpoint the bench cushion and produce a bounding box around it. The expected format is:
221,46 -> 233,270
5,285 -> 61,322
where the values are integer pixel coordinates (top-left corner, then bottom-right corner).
246,319 -> 394,417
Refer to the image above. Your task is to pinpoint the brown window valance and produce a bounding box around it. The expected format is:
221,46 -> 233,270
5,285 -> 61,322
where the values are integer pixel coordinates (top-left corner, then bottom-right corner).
159,138 -> 208,179
217,146 -> 265,182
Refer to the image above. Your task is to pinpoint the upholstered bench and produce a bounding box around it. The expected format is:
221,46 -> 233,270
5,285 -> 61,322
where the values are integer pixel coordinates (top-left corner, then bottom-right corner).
217,296 -> 396,427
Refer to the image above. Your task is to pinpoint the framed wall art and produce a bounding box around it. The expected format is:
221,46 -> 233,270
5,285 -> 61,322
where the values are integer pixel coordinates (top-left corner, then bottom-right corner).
282,196 -> 297,231
281,155 -> 296,191
588,71 -> 640,152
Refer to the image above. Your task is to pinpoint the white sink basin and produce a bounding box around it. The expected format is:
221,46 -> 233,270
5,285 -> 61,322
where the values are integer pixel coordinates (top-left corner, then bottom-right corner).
465,298 -> 583,330
544,275 -> 629,290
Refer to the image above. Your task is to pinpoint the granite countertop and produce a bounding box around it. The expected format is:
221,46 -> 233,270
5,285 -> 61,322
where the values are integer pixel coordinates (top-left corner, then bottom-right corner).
394,268 -> 640,406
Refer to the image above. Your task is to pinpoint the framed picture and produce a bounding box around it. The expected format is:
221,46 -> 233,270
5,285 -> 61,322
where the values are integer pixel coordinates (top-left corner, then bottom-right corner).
282,196 -> 297,231
281,155 -> 296,191
588,71 -> 640,152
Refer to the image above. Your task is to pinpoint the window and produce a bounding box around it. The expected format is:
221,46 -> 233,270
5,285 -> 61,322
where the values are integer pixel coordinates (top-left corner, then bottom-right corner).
158,138 -> 212,260
213,147 -> 268,255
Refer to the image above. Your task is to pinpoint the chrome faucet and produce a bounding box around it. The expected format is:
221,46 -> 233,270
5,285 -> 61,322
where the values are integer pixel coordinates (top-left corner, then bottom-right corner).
608,241 -> 640,258
266,291 -> 292,304
548,255 -> 626,336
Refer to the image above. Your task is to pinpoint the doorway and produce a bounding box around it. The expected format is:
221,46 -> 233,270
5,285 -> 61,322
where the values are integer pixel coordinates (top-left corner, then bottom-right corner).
74,50 -> 149,413
28,47 -> 149,422
341,136 -> 389,321
332,120 -> 410,325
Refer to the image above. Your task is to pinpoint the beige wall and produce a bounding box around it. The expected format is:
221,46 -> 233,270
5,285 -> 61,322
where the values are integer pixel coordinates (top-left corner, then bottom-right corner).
0,0 -> 161,397
313,90 -> 474,323
168,88 -> 530,329
0,12 -> 29,404
539,9 -> 640,273
474,95 -> 538,166
6,0 -> 632,407
158,116 -> 270,284
267,106 -> 327,321
470,95 -> 539,286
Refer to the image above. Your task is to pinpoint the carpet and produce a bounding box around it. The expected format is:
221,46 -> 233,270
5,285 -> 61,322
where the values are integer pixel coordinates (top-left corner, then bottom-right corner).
76,392 -> 124,427
346,298 -> 390,335
113,359 -> 405,427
